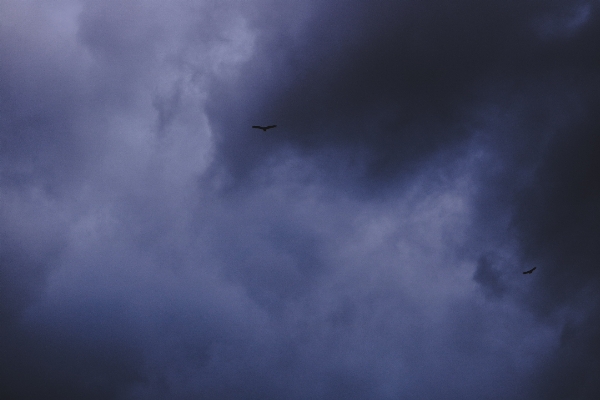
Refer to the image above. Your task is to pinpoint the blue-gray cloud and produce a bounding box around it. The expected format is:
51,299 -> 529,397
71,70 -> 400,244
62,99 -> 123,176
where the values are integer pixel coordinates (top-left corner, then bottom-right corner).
2,1 -> 599,399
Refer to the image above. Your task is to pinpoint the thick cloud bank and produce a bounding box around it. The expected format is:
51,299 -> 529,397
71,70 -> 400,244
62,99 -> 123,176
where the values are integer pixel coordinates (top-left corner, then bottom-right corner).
2,1 -> 600,398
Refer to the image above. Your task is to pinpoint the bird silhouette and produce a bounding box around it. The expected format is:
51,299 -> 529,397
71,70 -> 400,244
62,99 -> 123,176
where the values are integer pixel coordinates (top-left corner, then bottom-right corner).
252,125 -> 277,131
523,267 -> 537,274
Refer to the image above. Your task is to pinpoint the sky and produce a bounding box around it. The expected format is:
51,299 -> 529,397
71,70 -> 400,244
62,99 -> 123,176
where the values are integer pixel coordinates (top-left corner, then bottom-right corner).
1,0 -> 600,398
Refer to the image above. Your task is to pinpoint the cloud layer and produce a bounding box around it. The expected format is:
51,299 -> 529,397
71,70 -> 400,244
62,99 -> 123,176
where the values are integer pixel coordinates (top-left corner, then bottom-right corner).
2,1 -> 600,398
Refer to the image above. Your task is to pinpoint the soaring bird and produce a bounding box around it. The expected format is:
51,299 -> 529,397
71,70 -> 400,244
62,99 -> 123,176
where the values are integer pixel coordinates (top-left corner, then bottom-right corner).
252,125 -> 277,131
523,267 -> 537,274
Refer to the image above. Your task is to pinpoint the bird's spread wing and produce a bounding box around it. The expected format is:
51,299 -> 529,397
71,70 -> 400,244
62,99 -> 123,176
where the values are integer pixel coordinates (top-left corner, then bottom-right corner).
252,125 -> 276,132
252,125 -> 276,131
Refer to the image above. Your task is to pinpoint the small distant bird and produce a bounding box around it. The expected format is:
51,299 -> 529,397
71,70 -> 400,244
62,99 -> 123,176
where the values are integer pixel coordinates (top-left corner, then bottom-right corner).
523,267 -> 537,274
252,125 -> 277,131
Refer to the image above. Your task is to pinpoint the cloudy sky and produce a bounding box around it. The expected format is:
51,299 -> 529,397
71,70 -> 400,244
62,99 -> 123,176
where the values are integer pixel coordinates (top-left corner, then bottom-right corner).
1,1 -> 600,398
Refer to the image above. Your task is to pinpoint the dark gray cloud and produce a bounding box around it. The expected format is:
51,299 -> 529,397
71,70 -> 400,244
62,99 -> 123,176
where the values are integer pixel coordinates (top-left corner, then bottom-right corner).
209,0 -> 599,185
2,0 -> 600,398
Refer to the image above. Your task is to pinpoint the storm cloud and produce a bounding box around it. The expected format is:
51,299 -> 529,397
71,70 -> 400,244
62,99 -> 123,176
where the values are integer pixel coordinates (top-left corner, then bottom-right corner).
2,0 -> 600,398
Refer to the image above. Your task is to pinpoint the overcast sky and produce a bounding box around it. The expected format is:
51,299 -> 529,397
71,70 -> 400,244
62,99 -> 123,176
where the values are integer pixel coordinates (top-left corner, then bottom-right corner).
1,1 -> 600,399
